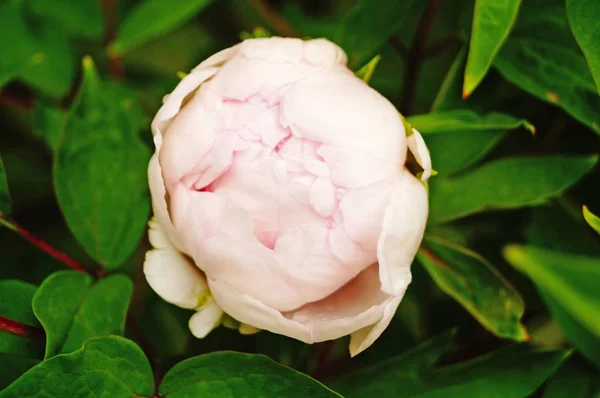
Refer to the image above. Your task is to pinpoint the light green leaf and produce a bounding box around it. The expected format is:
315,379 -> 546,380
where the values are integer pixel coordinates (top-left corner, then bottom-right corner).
109,0 -> 215,55
355,55 -> 381,84
27,0 -> 103,39
418,237 -> 527,341
543,356 -> 597,398
335,0 -> 418,67
429,155 -> 597,223
0,280 -> 43,358
494,0 -> 600,135
32,271 -> 133,358
431,46 -> 467,112
0,336 -> 155,398
0,156 -> 11,217
464,0 -> 522,97
0,353 -> 39,390
504,245 -> 600,337
407,110 -> 533,176
332,341 -> 569,398
567,0 -> 600,93
159,352 -> 342,397
54,57 -> 150,268
583,205 -> 600,235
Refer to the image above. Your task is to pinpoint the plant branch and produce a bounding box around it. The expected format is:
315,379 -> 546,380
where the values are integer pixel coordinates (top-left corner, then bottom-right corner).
249,0 -> 298,37
312,340 -> 336,381
0,316 -> 45,340
0,90 -> 34,112
399,0 -> 441,114
0,216 -> 91,274
389,36 -> 409,58
423,36 -> 459,58
101,0 -> 123,78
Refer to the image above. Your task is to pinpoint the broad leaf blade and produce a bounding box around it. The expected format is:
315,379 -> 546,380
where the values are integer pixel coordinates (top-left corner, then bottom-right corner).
28,0 -> 103,39
583,206 -> 600,235
567,0 -> 600,93
0,280 -> 43,358
109,0 -> 215,55
0,336 -> 154,398
0,353 -> 39,390
464,0 -> 522,97
429,155 -> 597,223
407,110 -> 532,176
332,343 -> 569,398
335,0 -> 418,67
0,157 -> 11,217
32,271 -> 133,358
418,237 -> 527,341
54,57 -> 150,268
504,245 -> 600,337
431,45 -> 467,112
159,352 -> 341,397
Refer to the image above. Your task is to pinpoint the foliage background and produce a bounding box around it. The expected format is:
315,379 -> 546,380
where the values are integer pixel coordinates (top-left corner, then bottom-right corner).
1,0 -> 599,396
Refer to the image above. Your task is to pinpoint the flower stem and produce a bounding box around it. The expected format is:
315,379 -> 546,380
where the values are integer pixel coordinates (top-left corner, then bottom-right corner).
249,0 -> 298,37
0,315 -> 45,340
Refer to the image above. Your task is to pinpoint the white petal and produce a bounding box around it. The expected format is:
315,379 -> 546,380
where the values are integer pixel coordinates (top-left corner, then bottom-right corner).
189,300 -> 223,338
377,172 -> 428,296
349,296 -> 402,357
144,221 -> 209,309
303,38 -> 348,66
407,128 -> 432,181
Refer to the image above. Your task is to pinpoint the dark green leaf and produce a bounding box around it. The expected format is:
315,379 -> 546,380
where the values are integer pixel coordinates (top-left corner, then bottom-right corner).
504,245 -> 600,337
0,336 -> 155,398
109,0 -> 215,55
332,342 -> 569,398
54,57 -> 150,268
0,156 -> 11,216
32,271 -> 133,358
0,353 -> 39,390
335,0 -> 418,67
0,280 -> 42,357
27,0 -> 103,39
494,0 -> 600,135
542,355 -> 597,397
429,155 -> 597,223
407,110 -> 533,176
159,352 -> 341,397
431,46 -> 467,112
31,103 -> 66,152
464,0 -> 522,96
418,237 -> 527,341
583,205 -> 600,235
567,0 -> 600,93
0,1 -> 38,88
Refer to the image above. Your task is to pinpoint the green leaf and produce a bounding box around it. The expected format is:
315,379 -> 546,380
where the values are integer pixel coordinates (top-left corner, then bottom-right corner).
504,245 -> 600,337
583,205 -> 600,235
32,271 -> 133,358
0,156 -> 11,217
31,103 -> 66,152
0,353 -> 39,390
431,45 -> 467,112
429,155 -> 597,223
0,336 -> 155,398
332,342 -> 569,398
27,0 -> 103,39
464,0 -> 522,97
543,356 -> 597,398
159,352 -> 342,397
494,0 -> 600,135
109,0 -> 215,55
567,0 -> 600,93
418,237 -> 527,341
54,57 -> 150,268
335,0 -> 418,67
354,55 -> 381,84
407,110 -> 533,176
0,280 -> 43,357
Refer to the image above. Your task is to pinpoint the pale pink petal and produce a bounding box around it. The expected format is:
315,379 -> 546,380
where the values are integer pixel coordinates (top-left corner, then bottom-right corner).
239,37 -> 304,64
302,38 -> 348,66
188,299 -> 223,338
407,128 -> 432,181
309,177 -> 336,217
349,296 -> 402,357
377,172 -> 428,296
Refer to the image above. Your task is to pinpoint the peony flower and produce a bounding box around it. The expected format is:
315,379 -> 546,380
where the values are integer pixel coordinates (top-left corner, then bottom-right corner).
144,37 -> 432,356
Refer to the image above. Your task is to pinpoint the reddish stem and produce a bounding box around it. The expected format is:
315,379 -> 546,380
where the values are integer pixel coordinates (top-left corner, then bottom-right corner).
312,340 -> 336,381
1,216 -> 90,274
101,0 -> 123,78
249,0 -> 298,37
0,316 -> 45,340
399,0 -> 441,114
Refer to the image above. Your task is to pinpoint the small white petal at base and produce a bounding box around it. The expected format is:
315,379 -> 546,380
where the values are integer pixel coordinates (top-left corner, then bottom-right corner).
349,296 -> 402,357
407,128 -> 432,181
189,300 -> 224,338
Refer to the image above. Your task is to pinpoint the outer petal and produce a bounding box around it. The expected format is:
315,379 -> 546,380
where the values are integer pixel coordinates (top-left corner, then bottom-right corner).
188,299 -> 223,338
349,296 -> 402,357
407,128 -> 432,181
144,219 -> 209,309
377,172 -> 428,296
